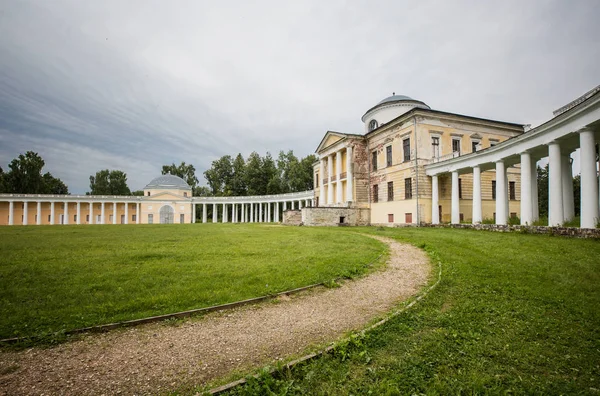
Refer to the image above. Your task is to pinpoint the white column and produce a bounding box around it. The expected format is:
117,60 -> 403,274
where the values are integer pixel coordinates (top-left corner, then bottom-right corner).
8,201 -> 14,225
232,204 -> 237,223
202,203 -> 207,223
292,201 -> 296,210
336,150 -> 343,203
561,153 -> 574,222
275,202 -> 279,222
472,166 -> 482,224
77,201 -> 82,225
23,201 -> 28,225
520,152 -> 533,225
259,203 -> 263,222
223,203 -> 228,223
495,161 -> 507,225
451,171 -> 460,224
319,158 -> 326,206
192,204 -> 196,224
579,129 -> 599,228
101,202 -> 105,224
346,146 -> 353,203
548,141 -> 564,226
327,155 -> 334,205
268,202 -> 272,222
531,163 -> 539,222
250,203 -> 254,223
283,201 -> 287,211
50,201 -> 55,225
90,202 -> 94,224
64,202 -> 69,225
36,201 -> 41,225
431,175 -> 439,224
124,203 -> 129,224
136,203 -> 140,224
241,203 -> 245,223
212,203 -> 217,223
112,202 -> 117,225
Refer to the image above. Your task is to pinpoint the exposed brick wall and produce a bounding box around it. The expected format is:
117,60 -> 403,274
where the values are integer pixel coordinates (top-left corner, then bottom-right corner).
301,207 -> 370,226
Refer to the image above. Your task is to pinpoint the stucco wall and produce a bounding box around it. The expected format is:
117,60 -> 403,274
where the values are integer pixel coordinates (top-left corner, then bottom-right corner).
301,207 -> 370,226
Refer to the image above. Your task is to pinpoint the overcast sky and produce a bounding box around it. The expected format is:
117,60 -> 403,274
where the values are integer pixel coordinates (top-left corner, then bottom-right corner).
0,0 -> 598,194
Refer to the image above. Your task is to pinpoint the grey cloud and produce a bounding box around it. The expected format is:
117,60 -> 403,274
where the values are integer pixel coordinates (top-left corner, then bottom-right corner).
0,0 -> 598,193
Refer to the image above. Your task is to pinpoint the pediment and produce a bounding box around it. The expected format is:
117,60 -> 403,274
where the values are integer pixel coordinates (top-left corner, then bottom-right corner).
145,191 -> 188,201
315,131 -> 348,153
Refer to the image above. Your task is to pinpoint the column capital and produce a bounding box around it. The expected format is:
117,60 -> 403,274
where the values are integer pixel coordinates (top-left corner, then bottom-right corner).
547,140 -> 561,147
577,127 -> 593,134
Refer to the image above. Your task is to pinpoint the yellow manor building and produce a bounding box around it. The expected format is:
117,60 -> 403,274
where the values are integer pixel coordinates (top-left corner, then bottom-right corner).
312,94 -> 525,225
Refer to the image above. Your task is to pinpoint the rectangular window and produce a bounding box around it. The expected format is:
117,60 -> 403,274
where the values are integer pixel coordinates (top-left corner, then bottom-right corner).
403,138 -> 410,162
121,214 -> 125,224
472,141 -> 479,152
458,178 -> 463,199
316,173 -> 319,187
373,184 -> 379,203
405,178 -> 412,199
387,181 -> 394,201
97,215 -> 101,223
452,139 -> 461,155
148,214 -> 154,224
74,215 -> 77,222
132,214 -> 137,222
492,180 -> 497,200
386,145 -> 392,167
388,214 -> 394,223
372,151 -> 378,171
86,214 -> 90,222
432,136 -> 440,158
509,181 -> 516,200
109,214 -> 113,223
405,213 -> 412,223
184,192 -> 188,197
48,214 -> 51,222
180,214 -> 185,224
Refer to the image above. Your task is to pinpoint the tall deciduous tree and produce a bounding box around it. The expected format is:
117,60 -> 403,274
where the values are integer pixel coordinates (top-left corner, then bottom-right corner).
89,170 -> 131,195
1,151 -> 69,194
203,156 -> 233,195
161,162 -> 199,190
231,154 -> 247,196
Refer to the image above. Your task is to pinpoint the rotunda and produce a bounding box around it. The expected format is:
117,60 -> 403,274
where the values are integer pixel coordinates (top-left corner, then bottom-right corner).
361,94 -> 430,133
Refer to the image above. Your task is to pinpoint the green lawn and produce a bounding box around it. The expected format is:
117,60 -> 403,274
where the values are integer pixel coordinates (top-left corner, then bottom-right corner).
0,224 -> 385,340
227,228 -> 600,395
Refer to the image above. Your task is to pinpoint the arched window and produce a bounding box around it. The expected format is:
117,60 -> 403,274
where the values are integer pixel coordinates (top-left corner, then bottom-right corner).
368,119 -> 379,131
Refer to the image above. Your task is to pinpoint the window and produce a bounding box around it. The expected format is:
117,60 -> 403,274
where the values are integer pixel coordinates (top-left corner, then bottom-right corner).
472,141 -> 479,152
368,119 -> 379,131
405,213 -> 412,223
109,215 -> 113,223
147,192 -> 151,196
405,178 -> 412,199
180,214 -> 185,224
339,216 -> 345,224
74,215 -> 77,222
492,180 -> 497,200
148,214 -> 154,224
373,184 -> 379,203
97,215 -> 101,223
121,215 -> 125,224
509,181 -> 516,200
403,138 -> 411,162
459,178 -> 463,199
86,214 -> 90,222
386,145 -> 392,167
316,173 -> 319,187
452,139 -> 461,155
132,214 -> 137,222
431,136 -> 440,158
372,151 -> 378,171
183,192 -> 188,197
490,139 -> 499,147
388,214 -> 394,223
48,214 -> 51,222
388,181 -> 394,201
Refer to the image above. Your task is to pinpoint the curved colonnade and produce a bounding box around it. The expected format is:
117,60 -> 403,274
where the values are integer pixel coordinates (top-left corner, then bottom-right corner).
0,190 -> 315,225
426,87 -> 600,228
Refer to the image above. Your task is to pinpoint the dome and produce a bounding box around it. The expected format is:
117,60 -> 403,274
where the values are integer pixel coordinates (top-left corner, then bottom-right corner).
144,174 -> 191,190
378,94 -> 415,104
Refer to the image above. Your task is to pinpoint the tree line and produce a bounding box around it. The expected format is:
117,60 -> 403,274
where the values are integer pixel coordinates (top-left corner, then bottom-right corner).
0,150 -> 317,197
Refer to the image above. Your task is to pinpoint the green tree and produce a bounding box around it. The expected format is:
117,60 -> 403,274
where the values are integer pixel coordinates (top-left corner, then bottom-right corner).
537,164 -> 549,217
161,162 -> 199,190
263,152 -> 281,194
2,151 -> 69,194
203,155 -> 233,195
245,152 -> 265,195
193,186 -> 212,196
291,154 -> 317,191
231,154 -> 247,196
0,167 -> 6,193
89,169 -> 131,195
131,190 -> 144,196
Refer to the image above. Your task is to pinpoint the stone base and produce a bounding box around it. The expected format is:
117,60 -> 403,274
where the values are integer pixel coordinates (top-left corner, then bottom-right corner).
420,223 -> 600,238
282,210 -> 302,225
300,207 -> 370,226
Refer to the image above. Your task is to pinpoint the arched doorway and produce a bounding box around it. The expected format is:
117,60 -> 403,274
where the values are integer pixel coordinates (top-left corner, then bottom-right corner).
159,205 -> 174,224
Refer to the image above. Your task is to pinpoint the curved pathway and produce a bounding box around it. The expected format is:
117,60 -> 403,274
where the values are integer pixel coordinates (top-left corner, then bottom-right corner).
0,235 -> 430,395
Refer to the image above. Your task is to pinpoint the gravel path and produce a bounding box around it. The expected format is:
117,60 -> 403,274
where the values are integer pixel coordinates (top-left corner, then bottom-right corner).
0,235 -> 430,395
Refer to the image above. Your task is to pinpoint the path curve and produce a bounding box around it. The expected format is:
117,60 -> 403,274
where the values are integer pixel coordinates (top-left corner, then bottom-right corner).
0,235 -> 430,396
